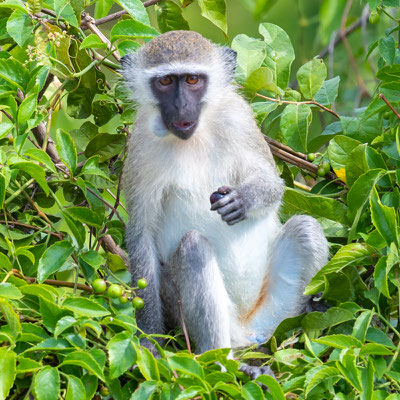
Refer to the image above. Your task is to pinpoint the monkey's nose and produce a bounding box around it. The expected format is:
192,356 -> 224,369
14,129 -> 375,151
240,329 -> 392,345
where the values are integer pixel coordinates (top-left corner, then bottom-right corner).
172,121 -> 195,130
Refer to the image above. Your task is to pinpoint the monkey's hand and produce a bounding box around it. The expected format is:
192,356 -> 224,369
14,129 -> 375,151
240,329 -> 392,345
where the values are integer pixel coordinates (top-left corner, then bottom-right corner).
210,186 -> 247,225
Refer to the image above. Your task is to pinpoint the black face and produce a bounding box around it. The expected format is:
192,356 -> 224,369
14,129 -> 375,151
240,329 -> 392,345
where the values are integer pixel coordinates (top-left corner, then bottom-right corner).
150,73 -> 208,140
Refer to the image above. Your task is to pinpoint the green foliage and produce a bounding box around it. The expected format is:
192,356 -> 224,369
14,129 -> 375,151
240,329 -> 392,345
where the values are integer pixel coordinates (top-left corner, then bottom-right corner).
0,0 -> 399,398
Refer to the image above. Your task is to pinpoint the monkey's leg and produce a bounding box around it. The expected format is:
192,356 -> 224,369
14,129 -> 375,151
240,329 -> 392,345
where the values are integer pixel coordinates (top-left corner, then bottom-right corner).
248,215 -> 329,340
162,230 -> 235,353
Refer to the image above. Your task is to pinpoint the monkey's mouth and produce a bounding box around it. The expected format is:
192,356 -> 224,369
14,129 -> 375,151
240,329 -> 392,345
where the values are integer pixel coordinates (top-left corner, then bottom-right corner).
169,120 -> 197,139
172,120 -> 195,131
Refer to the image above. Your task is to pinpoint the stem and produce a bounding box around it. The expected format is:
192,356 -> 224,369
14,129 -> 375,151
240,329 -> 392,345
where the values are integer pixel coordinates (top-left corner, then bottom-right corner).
5,178 -> 34,205
379,93 -> 400,120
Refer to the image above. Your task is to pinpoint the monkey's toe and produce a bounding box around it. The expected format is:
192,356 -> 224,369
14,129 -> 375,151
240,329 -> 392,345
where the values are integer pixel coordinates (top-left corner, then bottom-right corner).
239,363 -> 275,380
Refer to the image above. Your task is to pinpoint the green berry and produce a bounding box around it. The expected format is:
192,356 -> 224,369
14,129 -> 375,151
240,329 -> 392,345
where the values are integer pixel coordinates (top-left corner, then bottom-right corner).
92,278 -> 107,294
137,278 -> 148,289
132,296 -> 144,309
317,166 -> 326,177
324,162 -> 331,173
106,284 -> 123,298
307,153 -> 315,162
100,386 -> 109,396
119,293 -> 128,304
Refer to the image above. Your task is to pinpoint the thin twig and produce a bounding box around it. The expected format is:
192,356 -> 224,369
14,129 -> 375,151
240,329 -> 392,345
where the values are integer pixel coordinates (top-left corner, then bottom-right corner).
253,91 -> 340,119
178,299 -> 192,354
11,269 -> 93,292
82,13 -> 121,62
85,0 -> 164,27
0,220 -> 64,239
380,94 -> 400,120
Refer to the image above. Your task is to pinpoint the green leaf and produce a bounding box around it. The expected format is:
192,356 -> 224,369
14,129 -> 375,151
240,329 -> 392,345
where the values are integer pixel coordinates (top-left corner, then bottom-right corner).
157,0 -> 189,32
256,375 -> 285,399
352,310 -> 373,343
81,156 -> 112,181
242,381 -> 264,400
259,22 -> 295,90
67,88 -> 95,119
54,316 -> 77,338
280,103 -> 312,152
62,297 -> 110,318
0,283 -> 22,299
69,0 -> 84,25
0,298 -> 22,337
374,256 -> 390,297
39,296 -> 72,333
360,343 -> 393,356
84,133 -> 126,161
197,0 -> 227,34
302,307 -> 354,330
53,0 -> 78,28
305,243 -> 374,294
37,240 -> 74,283
345,144 -> 369,188
66,375 -> 86,400
327,135 -> 361,179
0,57 -> 29,90
17,92 -> 37,125
61,351 -> 105,381
79,34 -> 107,50
10,162 -> 49,196
0,252 -> 11,271
6,9 -> 34,47
16,356 -> 42,374
24,148 -> 57,173
94,0 -> 113,18
282,187 -> 349,226
231,34 -> 265,82
314,334 -> 362,349
63,212 -> 86,249
305,365 -> 340,396
107,331 -> 137,379
370,186 -> 398,246
167,355 -> 204,380
56,129 -> 77,175
115,0 -> 150,25
336,353 -> 362,391
244,67 -> 282,95
110,19 -> 159,42
0,347 -> 16,400
360,358 -> 374,400
33,366 -> 60,400
136,346 -> 160,381
64,206 -> 103,229
297,58 -> 327,99
0,121 -> 13,140
314,76 -> 340,106
378,35 -> 395,66
130,381 -> 158,400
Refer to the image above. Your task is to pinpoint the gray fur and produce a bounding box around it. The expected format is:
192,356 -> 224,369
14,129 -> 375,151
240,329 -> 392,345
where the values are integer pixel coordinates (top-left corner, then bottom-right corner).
122,31 -> 329,362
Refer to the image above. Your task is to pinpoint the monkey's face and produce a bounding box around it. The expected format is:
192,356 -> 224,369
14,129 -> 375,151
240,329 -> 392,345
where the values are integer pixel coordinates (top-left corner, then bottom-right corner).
150,73 -> 208,140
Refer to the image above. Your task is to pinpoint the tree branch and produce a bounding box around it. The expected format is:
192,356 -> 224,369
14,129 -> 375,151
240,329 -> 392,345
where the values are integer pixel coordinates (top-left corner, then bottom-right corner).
380,94 -> 400,120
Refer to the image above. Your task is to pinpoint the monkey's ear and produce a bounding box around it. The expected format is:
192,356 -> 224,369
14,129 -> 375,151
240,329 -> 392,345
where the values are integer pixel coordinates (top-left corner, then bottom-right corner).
221,47 -> 237,81
120,53 -> 138,72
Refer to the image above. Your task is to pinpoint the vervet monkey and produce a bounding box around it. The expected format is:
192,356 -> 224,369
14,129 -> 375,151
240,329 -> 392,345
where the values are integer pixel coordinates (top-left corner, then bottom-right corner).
121,31 -> 329,368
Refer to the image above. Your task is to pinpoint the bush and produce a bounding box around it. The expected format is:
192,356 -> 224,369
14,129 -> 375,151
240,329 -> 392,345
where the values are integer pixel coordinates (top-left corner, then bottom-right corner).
0,0 -> 399,398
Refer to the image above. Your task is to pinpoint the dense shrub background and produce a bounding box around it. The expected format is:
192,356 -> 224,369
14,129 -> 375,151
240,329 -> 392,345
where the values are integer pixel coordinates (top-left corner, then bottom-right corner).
0,0 -> 400,398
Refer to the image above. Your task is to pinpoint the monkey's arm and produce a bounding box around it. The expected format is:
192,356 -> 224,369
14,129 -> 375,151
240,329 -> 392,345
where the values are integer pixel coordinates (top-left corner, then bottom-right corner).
211,152 -> 284,225
126,225 -> 164,343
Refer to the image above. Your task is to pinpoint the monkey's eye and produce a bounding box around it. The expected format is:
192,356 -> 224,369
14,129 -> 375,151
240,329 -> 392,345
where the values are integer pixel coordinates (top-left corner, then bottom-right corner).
186,75 -> 199,85
159,76 -> 173,86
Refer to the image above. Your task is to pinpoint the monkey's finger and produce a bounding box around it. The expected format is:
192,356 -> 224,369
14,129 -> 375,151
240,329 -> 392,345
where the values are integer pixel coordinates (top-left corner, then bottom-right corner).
217,185 -> 232,194
216,201 -> 241,216
222,209 -> 244,223
210,194 -> 235,210
226,215 -> 246,225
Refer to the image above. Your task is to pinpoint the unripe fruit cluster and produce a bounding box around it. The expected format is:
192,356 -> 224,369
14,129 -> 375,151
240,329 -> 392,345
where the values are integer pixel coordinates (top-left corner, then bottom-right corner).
317,161 -> 331,177
91,278 -> 147,309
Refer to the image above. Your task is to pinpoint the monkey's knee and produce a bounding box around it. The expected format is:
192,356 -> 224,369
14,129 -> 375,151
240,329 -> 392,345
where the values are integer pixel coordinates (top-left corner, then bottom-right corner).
282,215 -> 329,269
174,230 -> 215,274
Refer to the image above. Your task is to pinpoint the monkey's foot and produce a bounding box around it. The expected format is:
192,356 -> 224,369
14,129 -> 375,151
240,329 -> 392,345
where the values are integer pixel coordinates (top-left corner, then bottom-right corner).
239,363 -> 275,380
